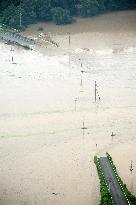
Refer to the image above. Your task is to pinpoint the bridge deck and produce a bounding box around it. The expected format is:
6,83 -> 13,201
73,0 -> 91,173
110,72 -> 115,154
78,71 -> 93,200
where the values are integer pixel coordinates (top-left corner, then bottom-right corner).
0,31 -> 35,46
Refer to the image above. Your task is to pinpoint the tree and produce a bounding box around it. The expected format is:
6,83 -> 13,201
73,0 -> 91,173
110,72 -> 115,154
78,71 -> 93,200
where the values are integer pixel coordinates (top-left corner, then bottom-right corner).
35,0 -> 52,21
97,0 -> 106,12
51,7 -> 73,25
1,4 -> 17,26
20,0 -> 37,25
0,0 -> 136,28
76,0 -> 99,17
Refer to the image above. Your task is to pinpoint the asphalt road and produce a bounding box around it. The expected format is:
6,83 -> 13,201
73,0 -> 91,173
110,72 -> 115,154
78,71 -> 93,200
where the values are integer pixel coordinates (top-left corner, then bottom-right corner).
99,157 -> 128,205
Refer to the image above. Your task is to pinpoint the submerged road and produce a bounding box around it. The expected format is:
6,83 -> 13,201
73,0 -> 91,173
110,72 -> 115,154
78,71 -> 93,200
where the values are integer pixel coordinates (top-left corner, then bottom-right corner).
99,157 -> 128,205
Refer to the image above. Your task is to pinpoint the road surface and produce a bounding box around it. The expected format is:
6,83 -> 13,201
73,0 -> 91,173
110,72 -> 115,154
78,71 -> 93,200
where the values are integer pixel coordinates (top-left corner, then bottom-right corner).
99,157 -> 128,205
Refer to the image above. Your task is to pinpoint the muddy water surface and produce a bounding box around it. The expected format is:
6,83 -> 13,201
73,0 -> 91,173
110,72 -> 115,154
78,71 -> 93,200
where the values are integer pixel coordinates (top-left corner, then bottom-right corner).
0,10 -> 136,205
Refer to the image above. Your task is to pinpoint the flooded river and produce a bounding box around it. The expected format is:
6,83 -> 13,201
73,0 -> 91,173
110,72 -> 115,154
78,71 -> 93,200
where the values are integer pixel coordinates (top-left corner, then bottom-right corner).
25,10 -> 136,50
0,10 -> 136,205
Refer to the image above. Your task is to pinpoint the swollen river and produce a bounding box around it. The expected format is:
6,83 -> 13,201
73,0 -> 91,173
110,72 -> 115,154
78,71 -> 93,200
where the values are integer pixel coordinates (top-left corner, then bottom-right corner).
0,10 -> 136,205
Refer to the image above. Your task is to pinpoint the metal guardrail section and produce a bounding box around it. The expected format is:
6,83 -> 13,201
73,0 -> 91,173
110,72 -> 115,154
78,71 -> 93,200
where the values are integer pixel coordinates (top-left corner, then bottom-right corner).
0,31 -> 35,46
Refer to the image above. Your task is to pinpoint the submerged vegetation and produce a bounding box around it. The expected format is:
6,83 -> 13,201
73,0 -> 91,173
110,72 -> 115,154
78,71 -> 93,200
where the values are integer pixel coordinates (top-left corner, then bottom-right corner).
0,0 -> 136,28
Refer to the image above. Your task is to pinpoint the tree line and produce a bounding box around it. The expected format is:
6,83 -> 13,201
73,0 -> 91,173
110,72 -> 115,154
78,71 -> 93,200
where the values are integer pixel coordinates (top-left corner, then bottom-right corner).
0,0 -> 136,29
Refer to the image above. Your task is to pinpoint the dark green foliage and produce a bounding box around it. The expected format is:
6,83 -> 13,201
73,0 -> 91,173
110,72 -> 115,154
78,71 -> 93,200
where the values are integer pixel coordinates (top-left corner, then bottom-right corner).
97,0 -> 106,12
0,0 -> 136,28
1,4 -> 16,26
76,0 -> 99,17
51,7 -> 73,24
35,0 -> 52,21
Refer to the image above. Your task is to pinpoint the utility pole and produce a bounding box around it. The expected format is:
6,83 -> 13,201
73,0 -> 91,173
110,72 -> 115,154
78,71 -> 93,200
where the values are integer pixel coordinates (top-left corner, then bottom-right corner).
81,122 -> 87,136
74,98 -> 78,111
19,12 -> 22,27
130,160 -> 133,174
80,69 -> 85,87
68,32 -> 71,46
12,56 -> 14,63
19,0 -> 22,27
111,132 -> 115,140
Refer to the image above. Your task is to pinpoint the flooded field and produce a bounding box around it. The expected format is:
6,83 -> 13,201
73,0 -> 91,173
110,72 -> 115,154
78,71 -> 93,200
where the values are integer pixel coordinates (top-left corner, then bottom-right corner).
0,10 -> 136,205
24,10 -> 136,50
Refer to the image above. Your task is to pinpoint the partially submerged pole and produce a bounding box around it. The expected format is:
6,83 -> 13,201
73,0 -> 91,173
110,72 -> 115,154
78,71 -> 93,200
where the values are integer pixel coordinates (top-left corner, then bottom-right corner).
68,32 -> 71,46
130,160 -> 133,173
12,56 -> 14,63
20,12 -> 22,27
81,122 -> 87,136
74,98 -> 78,111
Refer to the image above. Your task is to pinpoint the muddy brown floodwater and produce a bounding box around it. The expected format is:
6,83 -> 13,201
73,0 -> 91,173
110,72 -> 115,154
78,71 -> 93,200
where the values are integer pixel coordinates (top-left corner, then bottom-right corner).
0,10 -> 136,205
23,10 -> 136,50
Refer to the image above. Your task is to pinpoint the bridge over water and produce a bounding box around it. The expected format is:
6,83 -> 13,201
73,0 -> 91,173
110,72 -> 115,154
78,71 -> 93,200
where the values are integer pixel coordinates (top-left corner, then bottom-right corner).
0,31 -> 35,47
